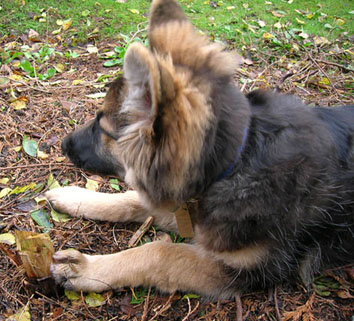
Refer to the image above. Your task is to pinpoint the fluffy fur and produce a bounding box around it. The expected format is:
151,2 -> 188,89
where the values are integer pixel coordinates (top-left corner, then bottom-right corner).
46,0 -> 354,298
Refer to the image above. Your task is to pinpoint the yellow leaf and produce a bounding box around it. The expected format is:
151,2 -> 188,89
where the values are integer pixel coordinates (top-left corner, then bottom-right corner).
314,36 -> 330,45
62,18 -> 73,31
37,150 -> 49,159
52,28 -> 62,35
243,3 -> 249,9
129,9 -> 139,14
0,188 -> 12,199
306,13 -> 314,19
34,195 -> 47,206
227,6 -> 235,10
48,173 -> 60,190
295,17 -> 305,24
9,74 -> 23,81
72,79 -> 84,85
335,18 -> 345,26
10,99 -> 27,110
56,19 -> 63,25
0,177 -> 9,184
54,63 -> 65,73
55,156 -> 66,162
5,305 -> 31,321
262,32 -> 274,39
318,77 -> 330,86
14,146 -> 22,152
0,233 -> 16,245
86,178 -> 99,191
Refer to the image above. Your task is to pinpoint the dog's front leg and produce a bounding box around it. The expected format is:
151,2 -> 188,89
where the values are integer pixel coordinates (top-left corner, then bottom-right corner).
51,241 -> 228,297
45,187 -> 177,231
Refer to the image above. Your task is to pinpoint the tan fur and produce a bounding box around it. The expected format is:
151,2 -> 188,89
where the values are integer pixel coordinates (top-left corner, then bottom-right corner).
117,48 -> 214,201
51,241 -> 227,295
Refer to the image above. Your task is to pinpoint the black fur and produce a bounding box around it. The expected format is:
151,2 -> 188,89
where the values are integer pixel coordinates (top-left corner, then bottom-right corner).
196,90 -> 354,291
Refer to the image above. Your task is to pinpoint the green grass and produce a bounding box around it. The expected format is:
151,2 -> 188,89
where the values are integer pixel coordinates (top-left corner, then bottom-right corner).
0,0 -> 353,46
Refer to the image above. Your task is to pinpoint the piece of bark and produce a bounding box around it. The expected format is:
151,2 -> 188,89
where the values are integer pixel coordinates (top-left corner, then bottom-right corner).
128,216 -> 154,248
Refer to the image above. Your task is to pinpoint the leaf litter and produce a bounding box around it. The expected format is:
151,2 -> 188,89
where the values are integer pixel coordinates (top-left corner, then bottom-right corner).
0,20 -> 353,321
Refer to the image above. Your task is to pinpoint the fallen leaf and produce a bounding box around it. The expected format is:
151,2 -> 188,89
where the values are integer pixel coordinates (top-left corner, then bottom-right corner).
37,150 -> 49,159
296,17 -> 305,24
0,233 -> 16,245
5,305 -> 31,321
22,136 -> 38,157
314,36 -> 330,45
10,99 -> 27,110
65,290 -> 81,301
9,182 -> 36,195
129,9 -> 139,14
262,32 -> 274,39
85,292 -> 105,307
299,32 -> 309,39
51,208 -> 71,222
62,18 -> 73,31
87,44 -> 98,54
257,20 -> 266,27
85,178 -> 99,191
54,63 -> 65,73
0,177 -> 10,184
15,230 -> 54,278
86,92 -> 106,99
109,178 -> 120,191
72,79 -> 84,85
55,156 -> 66,162
30,209 -> 53,230
272,10 -> 285,17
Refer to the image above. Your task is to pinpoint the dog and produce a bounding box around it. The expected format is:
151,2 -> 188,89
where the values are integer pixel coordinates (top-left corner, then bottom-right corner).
46,0 -> 354,299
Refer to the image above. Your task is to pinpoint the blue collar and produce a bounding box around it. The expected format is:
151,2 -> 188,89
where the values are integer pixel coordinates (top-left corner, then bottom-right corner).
217,126 -> 248,181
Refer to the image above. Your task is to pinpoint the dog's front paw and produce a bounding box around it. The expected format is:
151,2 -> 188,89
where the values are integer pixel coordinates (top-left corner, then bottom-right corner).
45,186 -> 92,217
51,249 -> 112,292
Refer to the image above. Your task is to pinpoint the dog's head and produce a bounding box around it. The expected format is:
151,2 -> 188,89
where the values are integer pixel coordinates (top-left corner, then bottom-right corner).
62,0 -> 249,203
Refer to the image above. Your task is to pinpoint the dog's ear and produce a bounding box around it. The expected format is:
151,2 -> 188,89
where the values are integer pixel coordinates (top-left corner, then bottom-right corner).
123,42 -> 175,123
149,0 -> 187,31
148,0 -> 241,76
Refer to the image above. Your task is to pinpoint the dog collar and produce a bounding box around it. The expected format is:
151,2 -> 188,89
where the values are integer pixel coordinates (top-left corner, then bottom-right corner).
217,125 -> 248,181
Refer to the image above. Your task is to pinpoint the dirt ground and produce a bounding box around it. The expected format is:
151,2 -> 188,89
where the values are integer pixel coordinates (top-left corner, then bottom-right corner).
0,34 -> 353,321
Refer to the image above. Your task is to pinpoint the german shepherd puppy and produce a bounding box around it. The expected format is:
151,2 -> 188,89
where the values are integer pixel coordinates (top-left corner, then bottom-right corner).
46,0 -> 354,298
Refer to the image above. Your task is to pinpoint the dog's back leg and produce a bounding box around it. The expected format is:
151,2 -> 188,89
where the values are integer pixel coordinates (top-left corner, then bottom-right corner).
45,187 -> 177,231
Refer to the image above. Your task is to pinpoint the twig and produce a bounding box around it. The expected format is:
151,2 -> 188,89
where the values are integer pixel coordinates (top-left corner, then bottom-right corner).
235,293 -> 243,321
274,287 -> 282,321
128,216 -> 154,247
3,76 -> 52,93
141,286 -> 152,321
0,162 -> 74,170
149,291 -> 176,320
316,59 -> 353,72
181,297 -> 200,321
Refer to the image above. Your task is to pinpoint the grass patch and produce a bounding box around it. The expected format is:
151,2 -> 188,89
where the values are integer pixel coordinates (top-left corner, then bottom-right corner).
1,0 -> 352,46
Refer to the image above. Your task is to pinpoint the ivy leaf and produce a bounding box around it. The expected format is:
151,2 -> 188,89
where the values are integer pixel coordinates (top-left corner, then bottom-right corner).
109,178 -> 121,191
22,136 -> 38,157
30,209 -> 53,230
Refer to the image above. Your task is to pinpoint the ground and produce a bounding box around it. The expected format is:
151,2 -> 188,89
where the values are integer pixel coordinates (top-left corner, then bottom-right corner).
0,10 -> 354,321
